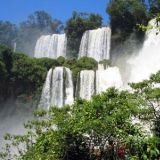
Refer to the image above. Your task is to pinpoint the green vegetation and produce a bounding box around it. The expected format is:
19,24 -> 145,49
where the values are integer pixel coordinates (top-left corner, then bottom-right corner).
1,2 -> 160,160
35,57 -> 60,70
0,45 -> 13,100
107,0 -> 148,41
64,57 -> 97,87
149,0 -> 160,18
0,45 -> 98,102
0,11 -> 63,56
0,71 -> 160,160
1,2 -> 160,58
0,47 -> 48,101
0,21 -> 17,48
12,53 -> 47,98
99,59 -> 111,69
65,11 -> 102,58
16,11 -> 63,56
106,0 -> 160,58
0,1 -> 160,58
0,45 -> 54,101
107,0 -> 160,43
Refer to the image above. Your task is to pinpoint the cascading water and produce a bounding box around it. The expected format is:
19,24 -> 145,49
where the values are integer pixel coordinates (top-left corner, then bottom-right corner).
39,69 -> 52,109
50,67 -> 64,108
98,64 -> 105,70
79,70 -> 95,100
38,28 -> 122,103
79,27 -> 111,61
128,19 -> 160,83
3,11 -> 160,155
39,67 -> 74,109
64,68 -> 74,105
39,19 -> 160,106
34,34 -> 67,58
96,67 -> 123,94
78,66 -> 123,100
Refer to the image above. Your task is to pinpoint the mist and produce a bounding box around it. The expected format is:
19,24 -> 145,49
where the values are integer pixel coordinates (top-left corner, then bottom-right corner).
111,19 -> 160,86
0,99 -> 36,149
128,20 -> 160,83
111,33 -> 144,86
0,10 -> 64,56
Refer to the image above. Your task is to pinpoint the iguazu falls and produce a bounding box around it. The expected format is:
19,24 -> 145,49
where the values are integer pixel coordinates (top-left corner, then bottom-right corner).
0,0 -> 160,160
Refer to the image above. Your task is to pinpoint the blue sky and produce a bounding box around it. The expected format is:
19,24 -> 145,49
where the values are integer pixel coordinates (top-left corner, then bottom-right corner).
0,0 -> 110,25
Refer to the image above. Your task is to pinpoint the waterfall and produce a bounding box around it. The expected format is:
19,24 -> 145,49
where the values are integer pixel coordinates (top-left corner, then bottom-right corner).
39,67 -> 74,109
64,68 -> 74,105
79,27 -> 111,61
98,64 -> 105,70
79,70 -> 95,100
38,19 -> 160,105
96,67 -> 123,94
13,42 -> 16,52
50,67 -> 64,108
39,69 -> 52,109
34,34 -> 67,58
78,66 -> 123,100
128,19 -> 160,82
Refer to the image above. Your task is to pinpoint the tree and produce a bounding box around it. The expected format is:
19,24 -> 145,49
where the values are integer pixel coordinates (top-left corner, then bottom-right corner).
0,21 -> 17,48
35,57 -> 60,70
0,44 -> 99,102
2,84 -> 160,159
65,11 -> 102,58
0,45 -> 13,73
16,11 -> 63,56
20,11 -> 62,34
130,71 -> 160,137
11,53 -> 47,97
0,60 -> 7,101
148,0 -> 160,17
107,0 -> 148,40
0,45 -> 13,100
128,71 -> 160,159
0,45 -> 50,101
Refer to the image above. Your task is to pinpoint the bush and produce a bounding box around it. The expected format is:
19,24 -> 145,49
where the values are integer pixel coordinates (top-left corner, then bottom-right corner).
57,56 -> 66,65
64,57 -> 98,88
1,85 -> 160,160
76,57 -> 97,70
0,44 -> 13,73
35,57 -> 59,70
0,45 -> 99,101
99,59 -> 111,68
12,53 -> 47,97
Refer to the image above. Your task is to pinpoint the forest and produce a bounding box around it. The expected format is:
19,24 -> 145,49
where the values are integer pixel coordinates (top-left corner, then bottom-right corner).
0,0 -> 160,159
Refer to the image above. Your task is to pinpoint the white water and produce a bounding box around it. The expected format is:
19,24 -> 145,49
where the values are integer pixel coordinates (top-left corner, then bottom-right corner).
79,27 -> 111,61
39,67 -> 74,109
39,69 -> 52,109
98,64 -> 105,70
78,66 -> 123,100
39,19 -> 160,106
34,34 -> 67,58
129,19 -> 160,82
64,68 -> 74,105
51,67 -> 64,108
96,67 -> 123,94
2,17 -> 160,156
13,42 -> 16,52
79,70 -> 95,100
